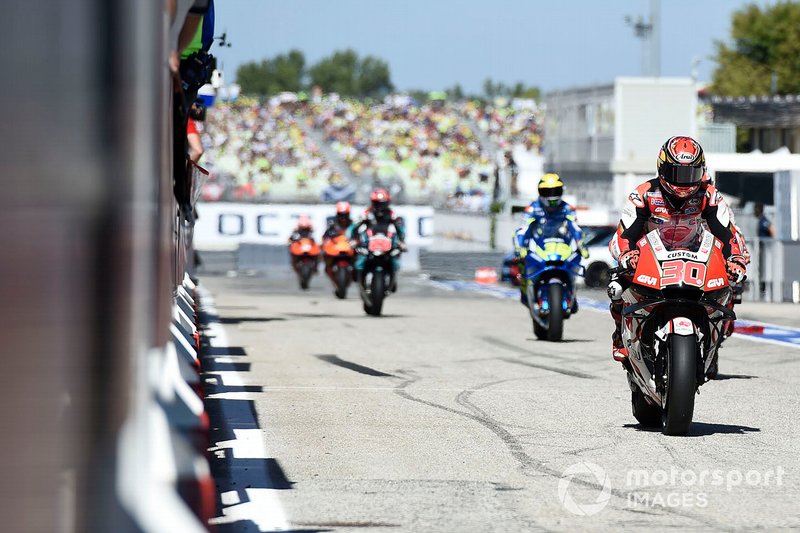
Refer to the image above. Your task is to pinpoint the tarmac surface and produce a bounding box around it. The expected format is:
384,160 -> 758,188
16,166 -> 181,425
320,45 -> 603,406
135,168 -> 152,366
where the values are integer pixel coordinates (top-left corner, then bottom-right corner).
199,263 -> 800,532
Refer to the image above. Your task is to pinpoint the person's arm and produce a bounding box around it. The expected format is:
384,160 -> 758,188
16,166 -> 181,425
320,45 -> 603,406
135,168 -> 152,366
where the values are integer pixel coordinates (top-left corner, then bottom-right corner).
702,186 -> 736,257
392,215 -> 406,242
187,132 -> 203,163
186,118 -> 203,162
178,14 -> 203,53
612,185 -> 651,260
348,219 -> 366,241
564,206 -> 585,244
703,186 -> 747,282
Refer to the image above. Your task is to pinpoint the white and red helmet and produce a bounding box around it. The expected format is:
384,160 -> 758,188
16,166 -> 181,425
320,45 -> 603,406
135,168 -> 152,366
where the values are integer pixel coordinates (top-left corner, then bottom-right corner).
370,188 -> 391,217
657,136 -> 706,201
297,214 -> 313,231
335,201 -> 351,216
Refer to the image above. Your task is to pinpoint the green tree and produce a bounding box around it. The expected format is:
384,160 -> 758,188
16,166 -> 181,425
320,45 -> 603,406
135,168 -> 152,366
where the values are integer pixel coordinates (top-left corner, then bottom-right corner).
308,49 -> 393,98
445,83 -> 465,100
482,78 -> 540,101
236,49 -> 306,96
357,55 -> 393,98
711,3 -> 800,96
510,82 -> 540,100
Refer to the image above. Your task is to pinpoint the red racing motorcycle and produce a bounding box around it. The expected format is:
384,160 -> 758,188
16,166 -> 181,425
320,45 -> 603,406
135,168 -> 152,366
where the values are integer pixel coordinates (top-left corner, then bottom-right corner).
322,234 -> 355,299
615,226 -> 735,435
289,237 -> 321,290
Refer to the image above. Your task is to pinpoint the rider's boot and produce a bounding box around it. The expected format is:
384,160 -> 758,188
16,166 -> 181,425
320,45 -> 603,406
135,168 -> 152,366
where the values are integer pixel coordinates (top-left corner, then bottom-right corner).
610,300 -> 628,362
519,279 -> 529,307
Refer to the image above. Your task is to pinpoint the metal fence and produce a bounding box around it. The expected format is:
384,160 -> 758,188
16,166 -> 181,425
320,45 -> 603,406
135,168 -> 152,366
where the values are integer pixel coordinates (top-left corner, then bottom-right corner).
746,238 -> 800,303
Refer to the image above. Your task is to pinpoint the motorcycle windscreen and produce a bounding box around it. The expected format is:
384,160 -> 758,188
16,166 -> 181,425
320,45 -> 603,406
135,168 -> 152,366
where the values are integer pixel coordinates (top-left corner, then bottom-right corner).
532,220 -> 575,260
649,215 -> 705,251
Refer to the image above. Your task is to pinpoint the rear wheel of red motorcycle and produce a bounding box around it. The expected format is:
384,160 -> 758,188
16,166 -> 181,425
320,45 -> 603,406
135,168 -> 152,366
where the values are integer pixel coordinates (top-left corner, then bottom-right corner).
335,268 -> 348,299
300,263 -> 312,290
631,388 -> 662,428
662,334 -> 698,436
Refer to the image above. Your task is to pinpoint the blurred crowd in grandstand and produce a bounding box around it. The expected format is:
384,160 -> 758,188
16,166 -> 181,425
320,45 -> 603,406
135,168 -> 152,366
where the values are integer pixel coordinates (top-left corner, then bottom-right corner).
199,94 -> 543,211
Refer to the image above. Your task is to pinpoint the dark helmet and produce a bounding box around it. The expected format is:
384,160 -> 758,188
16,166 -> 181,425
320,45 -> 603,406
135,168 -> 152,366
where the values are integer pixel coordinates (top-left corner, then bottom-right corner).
657,136 -> 706,205
537,173 -> 564,213
370,188 -> 391,218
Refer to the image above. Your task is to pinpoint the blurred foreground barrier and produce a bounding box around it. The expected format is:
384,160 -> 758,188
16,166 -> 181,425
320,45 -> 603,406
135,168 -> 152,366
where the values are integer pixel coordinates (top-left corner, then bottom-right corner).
118,274 -> 215,532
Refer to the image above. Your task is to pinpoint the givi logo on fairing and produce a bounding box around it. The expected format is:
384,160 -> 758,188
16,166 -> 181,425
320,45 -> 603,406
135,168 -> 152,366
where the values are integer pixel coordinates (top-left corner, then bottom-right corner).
637,274 -> 658,287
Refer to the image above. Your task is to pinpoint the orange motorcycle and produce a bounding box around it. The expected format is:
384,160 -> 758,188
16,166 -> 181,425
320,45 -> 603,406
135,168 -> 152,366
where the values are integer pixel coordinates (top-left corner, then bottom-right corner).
289,237 -> 321,290
322,234 -> 355,299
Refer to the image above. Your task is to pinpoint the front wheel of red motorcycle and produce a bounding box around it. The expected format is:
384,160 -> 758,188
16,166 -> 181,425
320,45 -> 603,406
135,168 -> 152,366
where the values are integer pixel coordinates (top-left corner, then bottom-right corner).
662,334 -> 699,436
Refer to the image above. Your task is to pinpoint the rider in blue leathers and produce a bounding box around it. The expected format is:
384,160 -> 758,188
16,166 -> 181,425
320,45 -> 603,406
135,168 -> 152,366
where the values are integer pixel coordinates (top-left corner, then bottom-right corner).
513,173 -> 588,306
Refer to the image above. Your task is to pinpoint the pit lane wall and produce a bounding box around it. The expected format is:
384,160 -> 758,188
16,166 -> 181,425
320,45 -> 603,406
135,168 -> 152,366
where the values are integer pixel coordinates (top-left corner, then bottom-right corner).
194,202 -> 434,250
193,203 -> 434,271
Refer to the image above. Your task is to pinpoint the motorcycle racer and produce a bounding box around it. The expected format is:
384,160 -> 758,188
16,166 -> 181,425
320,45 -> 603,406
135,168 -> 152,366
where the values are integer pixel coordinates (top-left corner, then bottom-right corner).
608,136 -> 748,362
289,214 -> 314,243
322,201 -> 354,279
323,201 -> 353,242
349,188 -> 406,288
514,174 -> 588,305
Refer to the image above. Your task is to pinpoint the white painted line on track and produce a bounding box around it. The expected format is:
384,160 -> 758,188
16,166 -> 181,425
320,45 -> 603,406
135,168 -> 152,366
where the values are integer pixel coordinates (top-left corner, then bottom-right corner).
199,288 -> 291,533
428,279 -> 800,349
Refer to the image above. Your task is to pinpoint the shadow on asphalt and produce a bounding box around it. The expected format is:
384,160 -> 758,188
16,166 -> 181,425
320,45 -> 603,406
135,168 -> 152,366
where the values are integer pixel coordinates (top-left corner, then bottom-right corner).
713,373 -> 758,380
623,422 -> 761,436
525,338 -> 594,343
218,316 -> 287,324
316,354 -> 396,378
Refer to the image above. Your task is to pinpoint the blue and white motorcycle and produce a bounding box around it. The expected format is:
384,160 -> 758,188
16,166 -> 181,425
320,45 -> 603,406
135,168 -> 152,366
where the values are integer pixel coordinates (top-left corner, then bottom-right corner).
521,219 -> 585,341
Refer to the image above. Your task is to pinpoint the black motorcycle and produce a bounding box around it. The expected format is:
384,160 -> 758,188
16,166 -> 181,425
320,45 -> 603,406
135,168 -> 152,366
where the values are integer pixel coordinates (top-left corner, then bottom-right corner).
356,227 -> 401,316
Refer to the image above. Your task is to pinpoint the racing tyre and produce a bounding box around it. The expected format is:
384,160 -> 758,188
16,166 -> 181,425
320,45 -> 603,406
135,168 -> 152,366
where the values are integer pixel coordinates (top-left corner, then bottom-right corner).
662,334 -> 698,436
546,283 -> 564,341
631,388 -> 662,428
585,261 -> 610,288
368,272 -> 385,316
299,263 -> 312,290
335,267 -> 348,299
533,319 -> 547,340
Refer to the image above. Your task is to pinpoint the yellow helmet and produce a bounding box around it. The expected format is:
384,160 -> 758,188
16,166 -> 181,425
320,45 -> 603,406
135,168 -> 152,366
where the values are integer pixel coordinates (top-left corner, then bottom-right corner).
538,173 -> 564,211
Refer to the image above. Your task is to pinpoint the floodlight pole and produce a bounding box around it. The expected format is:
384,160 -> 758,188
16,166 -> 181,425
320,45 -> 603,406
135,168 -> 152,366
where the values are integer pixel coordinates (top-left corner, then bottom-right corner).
625,0 -> 660,77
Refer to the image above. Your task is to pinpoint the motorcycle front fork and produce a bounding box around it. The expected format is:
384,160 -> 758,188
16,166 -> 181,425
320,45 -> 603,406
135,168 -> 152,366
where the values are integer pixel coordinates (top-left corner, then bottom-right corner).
532,283 -> 575,313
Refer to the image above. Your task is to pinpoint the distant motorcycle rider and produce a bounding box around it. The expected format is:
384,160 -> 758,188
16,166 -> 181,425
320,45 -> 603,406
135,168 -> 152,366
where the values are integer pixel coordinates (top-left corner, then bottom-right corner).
349,188 -> 406,288
323,201 -> 353,241
289,214 -> 314,243
322,201 -> 354,278
514,174 -> 588,305
608,136 -> 748,362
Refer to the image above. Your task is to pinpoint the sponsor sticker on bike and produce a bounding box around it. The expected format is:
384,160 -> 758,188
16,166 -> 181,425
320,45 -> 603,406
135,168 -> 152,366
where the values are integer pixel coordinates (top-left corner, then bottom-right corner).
368,235 -> 393,252
636,274 -> 659,287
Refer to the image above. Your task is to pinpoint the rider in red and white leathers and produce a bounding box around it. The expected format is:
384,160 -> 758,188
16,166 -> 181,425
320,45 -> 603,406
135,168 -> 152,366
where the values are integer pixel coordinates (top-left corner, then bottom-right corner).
608,136 -> 748,362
